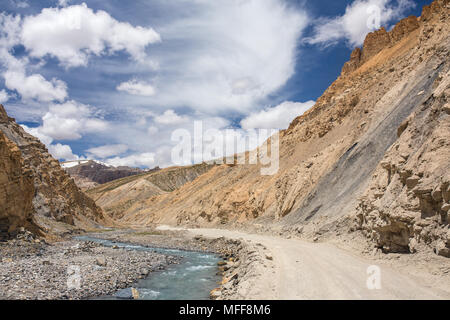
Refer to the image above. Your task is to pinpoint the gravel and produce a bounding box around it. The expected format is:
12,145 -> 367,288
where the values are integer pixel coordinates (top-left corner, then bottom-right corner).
0,237 -> 180,300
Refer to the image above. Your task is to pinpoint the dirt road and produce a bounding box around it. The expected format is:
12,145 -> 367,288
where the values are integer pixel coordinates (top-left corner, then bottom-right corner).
157,225 -> 450,300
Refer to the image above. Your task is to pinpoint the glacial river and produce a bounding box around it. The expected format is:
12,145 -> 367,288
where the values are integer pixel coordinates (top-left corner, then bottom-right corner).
76,236 -> 221,300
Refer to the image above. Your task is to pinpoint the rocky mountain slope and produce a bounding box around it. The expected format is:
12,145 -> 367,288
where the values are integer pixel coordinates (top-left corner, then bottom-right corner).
64,160 -> 151,189
0,105 -> 105,239
91,0 -> 449,257
86,163 -> 215,220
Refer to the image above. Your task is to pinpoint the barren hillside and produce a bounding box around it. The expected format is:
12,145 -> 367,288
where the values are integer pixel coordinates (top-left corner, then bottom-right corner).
64,160 -> 150,189
87,163 -> 215,220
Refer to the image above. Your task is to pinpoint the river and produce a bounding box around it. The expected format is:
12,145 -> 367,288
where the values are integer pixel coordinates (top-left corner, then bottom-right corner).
76,236 -> 221,300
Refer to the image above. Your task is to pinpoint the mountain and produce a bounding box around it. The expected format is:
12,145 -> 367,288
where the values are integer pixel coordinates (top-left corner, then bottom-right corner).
95,0 -> 449,257
63,160 -> 152,190
86,163 -> 216,220
0,105 -> 105,239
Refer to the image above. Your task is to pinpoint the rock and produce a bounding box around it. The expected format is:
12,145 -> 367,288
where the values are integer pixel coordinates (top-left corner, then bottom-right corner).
408,238 -> 418,253
406,176 -> 420,189
131,288 -> 140,300
95,257 -> 107,267
265,254 -> 273,261
115,288 -> 135,300
0,104 -> 105,237
443,103 -> 450,115
435,241 -> 450,258
112,245 -> 119,249
210,288 -> 222,299
42,260 -> 52,266
431,189 -> 443,201
217,261 -> 227,266
442,203 -> 450,213
139,268 -> 149,276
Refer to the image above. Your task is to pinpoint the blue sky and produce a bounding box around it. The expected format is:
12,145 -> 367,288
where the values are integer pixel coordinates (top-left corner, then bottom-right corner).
0,0 -> 428,168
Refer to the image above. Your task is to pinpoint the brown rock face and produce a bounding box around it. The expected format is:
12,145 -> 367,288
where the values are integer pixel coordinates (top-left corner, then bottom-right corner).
0,129 -> 34,237
0,104 -> 105,237
390,16 -> 420,43
342,48 -> 362,75
342,15 -> 420,75
361,27 -> 392,63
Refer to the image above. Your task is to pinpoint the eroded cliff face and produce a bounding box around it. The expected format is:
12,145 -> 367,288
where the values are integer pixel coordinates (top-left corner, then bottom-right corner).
0,105 -> 105,238
94,0 -> 449,257
355,72 -> 450,257
0,126 -> 35,238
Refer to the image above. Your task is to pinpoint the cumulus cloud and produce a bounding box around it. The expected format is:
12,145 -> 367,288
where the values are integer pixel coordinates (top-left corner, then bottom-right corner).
21,3 -> 161,68
241,101 -> 315,129
117,80 -> 156,96
48,143 -> 79,161
86,144 -> 128,158
0,13 -> 69,103
4,70 -> 68,102
154,110 -> 188,125
1,1 -> 312,169
0,90 -> 9,104
105,153 -> 155,168
11,0 -> 29,9
306,0 -> 415,47
134,0 -> 308,113
30,100 -> 108,141
57,0 -> 71,7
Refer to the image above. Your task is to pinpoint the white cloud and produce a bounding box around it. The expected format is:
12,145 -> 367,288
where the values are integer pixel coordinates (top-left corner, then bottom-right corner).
147,126 -> 158,135
0,13 -> 69,103
306,0 -> 414,47
133,0 -> 308,113
87,144 -> 128,158
106,152 -> 155,168
1,2 -> 312,169
48,143 -> 79,161
57,0 -> 71,7
117,80 -> 156,96
241,101 -> 315,129
34,100 -> 108,141
11,0 -> 29,9
21,3 -> 161,68
4,70 -> 68,102
0,90 -> 9,104
154,109 -> 188,125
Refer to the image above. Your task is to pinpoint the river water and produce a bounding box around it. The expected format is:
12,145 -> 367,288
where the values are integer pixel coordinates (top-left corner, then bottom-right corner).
76,236 -> 221,300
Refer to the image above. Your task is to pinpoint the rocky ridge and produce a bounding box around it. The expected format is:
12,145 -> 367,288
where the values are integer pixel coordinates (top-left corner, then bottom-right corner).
0,105 -> 105,238
65,160 -> 151,189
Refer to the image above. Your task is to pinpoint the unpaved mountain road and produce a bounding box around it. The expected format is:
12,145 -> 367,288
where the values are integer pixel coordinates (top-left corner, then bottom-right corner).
158,226 -> 450,300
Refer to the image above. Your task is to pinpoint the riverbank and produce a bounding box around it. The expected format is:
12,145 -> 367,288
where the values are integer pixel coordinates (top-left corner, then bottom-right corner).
0,227 -> 242,300
0,229 -> 180,300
